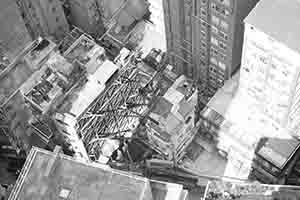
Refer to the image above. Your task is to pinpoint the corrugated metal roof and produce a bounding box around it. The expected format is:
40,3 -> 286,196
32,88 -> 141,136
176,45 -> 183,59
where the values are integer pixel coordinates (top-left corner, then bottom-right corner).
245,0 -> 300,54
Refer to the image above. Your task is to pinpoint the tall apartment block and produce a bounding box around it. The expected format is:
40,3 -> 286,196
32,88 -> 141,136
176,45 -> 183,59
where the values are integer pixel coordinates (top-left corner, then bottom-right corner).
16,0 -> 69,40
0,0 -> 32,61
240,0 -> 300,138
163,0 -> 259,95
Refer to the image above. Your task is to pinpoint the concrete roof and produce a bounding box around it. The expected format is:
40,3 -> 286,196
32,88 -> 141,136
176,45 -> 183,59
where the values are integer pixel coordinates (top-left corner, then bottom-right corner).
256,137 -> 300,169
9,147 -> 153,200
245,0 -> 300,54
9,147 -> 187,200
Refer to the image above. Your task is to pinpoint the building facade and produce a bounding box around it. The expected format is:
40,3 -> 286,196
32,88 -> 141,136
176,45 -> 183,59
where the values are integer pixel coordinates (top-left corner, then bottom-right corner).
16,0 -> 69,40
163,0 -> 259,95
68,0 -> 105,38
241,0 -> 300,136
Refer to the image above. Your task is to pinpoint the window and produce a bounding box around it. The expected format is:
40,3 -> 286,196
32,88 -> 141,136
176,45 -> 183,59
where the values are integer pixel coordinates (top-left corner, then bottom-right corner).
185,116 -> 192,124
201,9 -> 207,16
219,0 -> 230,6
200,30 -> 206,37
211,37 -> 218,46
219,52 -> 226,60
220,20 -> 229,31
211,26 -> 218,34
219,31 -> 228,40
210,57 -> 217,65
201,0 -> 207,4
59,188 -> 71,199
201,42 -> 206,48
211,3 -> 220,12
210,47 -> 218,56
218,61 -> 226,70
219,42 -> 227,51
211,15 -> 220,26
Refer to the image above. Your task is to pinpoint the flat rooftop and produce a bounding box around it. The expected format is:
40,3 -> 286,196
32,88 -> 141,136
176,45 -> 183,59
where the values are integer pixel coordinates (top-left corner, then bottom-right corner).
9,147 -> 153,200
9,147 -> 187,200
245,0 -> 300,53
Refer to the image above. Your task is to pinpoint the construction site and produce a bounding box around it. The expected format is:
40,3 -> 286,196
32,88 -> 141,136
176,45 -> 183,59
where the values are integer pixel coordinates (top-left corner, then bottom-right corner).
1,0 -> 300,199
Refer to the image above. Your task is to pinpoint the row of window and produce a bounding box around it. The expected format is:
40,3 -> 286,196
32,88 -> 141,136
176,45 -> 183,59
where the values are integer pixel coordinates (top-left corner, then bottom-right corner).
209,65 -> 225,79
210,56 -> 226,70
211,36 -> 227,51
210,46 -> 226,60
211,15 -> 229,32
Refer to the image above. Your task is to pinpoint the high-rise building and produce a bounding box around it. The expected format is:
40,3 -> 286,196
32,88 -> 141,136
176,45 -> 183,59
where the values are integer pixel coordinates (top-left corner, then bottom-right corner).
195,0 -> 300,183
163,0 -> 259,95
0,0 -> 32,61
16,0 -> 69,40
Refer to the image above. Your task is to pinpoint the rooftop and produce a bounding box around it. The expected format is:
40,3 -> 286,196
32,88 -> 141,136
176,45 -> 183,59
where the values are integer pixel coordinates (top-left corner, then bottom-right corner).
204,180 -> 300,200
146,75 -> 197,157
9,147 -> 187,200
24,38 -> 56,69
20,53 -> 75,113
59,60 -> 119,118
64,35 -> 106,75
245,0 -> 300,53
256,137 -> 300,169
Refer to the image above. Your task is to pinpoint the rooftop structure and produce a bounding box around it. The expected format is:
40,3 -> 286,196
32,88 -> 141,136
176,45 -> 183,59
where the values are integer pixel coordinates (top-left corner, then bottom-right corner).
20,52 -> 83,114
8,146 -> 188,200
63,34 -> 106,74
23,38 -> 57,69
69,50 -> 164,160
146,75 -> 197,160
